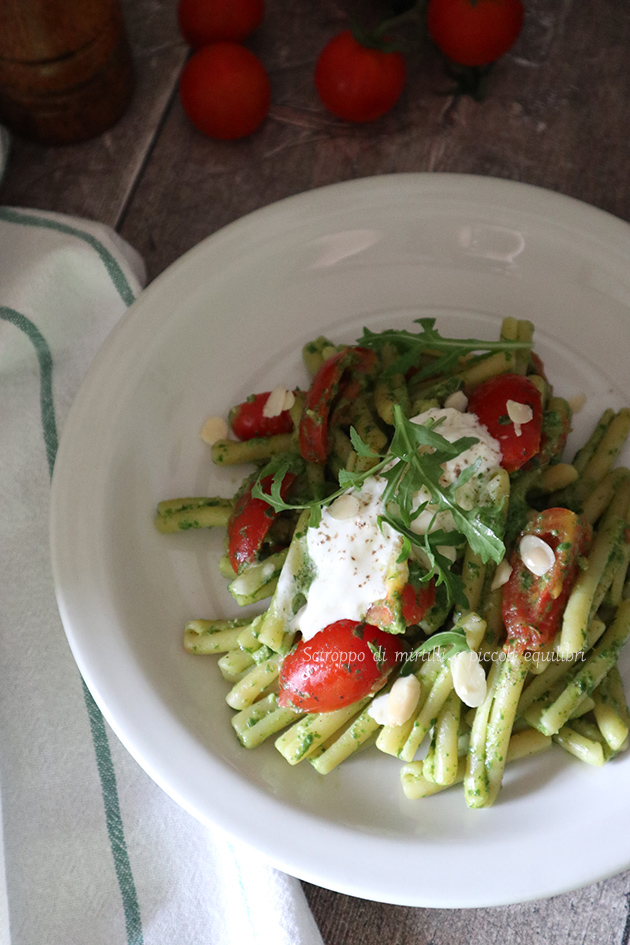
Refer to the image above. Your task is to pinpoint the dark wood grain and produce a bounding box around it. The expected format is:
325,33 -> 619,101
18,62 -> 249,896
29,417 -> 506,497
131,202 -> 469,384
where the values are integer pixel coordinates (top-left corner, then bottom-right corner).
4,1 -> 630,942
119,0 -> 630,279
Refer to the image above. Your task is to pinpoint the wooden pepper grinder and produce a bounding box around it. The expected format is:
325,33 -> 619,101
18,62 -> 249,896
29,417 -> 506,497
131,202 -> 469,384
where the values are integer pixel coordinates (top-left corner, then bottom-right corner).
0,0 -> 134,145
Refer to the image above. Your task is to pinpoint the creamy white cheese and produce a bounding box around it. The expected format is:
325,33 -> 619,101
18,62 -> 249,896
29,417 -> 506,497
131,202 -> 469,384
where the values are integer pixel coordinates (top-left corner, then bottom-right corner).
286,407 -> 501,642
291,476 -> 404,642
408,407 -> 502,536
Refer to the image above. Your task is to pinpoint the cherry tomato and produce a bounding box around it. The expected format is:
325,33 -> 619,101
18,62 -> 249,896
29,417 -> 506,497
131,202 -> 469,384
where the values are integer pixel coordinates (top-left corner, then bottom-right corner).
427,0 -> 524,67
502,508 -> 591,652
278,619 -> 400,712
314,30 -> 406,123
179,43 -> 270,140
178,0 -> 264,47
227,472 -> 294,572
401,580 -> 436,626
468,373 -> 543,473
299,346 -> 376,464
229,391 -> 294,440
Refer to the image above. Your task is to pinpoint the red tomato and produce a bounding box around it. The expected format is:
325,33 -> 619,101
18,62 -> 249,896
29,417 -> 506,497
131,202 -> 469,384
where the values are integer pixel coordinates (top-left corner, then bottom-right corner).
427,0 -> 524,67
401,580 -> 436,626
299,346 -> 376,463
314,30 -> 406,123
179,43 -> 270,140
229,392 -> 294,440
227,472 -> 294,572
502,508 -> 591,652
278,619 -> 400,712
178,0 -> 264,47
468,373 -> 543,473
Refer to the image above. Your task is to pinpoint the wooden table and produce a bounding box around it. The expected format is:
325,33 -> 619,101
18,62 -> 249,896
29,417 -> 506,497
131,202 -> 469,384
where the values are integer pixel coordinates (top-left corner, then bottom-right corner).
3,1 -> 630,942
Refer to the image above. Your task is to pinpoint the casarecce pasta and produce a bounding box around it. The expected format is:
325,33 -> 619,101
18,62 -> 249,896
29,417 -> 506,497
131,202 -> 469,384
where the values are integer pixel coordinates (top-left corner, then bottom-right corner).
156,316 -> 630,807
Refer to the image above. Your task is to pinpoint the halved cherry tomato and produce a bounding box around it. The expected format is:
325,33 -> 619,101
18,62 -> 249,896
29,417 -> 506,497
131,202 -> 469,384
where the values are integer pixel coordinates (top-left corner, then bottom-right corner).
468,373 -> 543,473
299,346 -> 376,464
278,619 -> 400,712
401,579 -> 436,626
502,508 -> 591,652
227,472 -> 295,573
229,391 -> 294,440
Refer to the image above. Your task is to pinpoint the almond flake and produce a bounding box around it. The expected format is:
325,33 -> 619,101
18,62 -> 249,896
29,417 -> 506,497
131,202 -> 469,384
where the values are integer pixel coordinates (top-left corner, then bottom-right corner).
328,494 -> 361,521
443,390 -> 469,412
520,534 -> 555,576
568,393 -> 586,414
263,385 -> 295,418
491,558 -> 513,591
506,400 -> 533,437
450,650 -> 487,707
200,416 -> 228,445
385,675 -> 422,727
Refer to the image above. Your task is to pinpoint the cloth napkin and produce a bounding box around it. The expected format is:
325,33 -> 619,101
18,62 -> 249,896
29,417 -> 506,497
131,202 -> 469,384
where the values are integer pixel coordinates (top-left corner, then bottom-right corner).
0,164 -> 324,943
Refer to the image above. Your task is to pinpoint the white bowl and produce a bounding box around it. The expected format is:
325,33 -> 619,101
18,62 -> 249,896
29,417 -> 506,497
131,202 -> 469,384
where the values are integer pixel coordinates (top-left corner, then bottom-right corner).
50,174 -> 630,907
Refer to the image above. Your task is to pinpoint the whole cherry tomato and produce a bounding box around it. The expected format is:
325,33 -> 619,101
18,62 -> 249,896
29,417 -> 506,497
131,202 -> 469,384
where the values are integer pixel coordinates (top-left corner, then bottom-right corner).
502,508 -> 591,652
229,391 -> 294,440
278,619 -> 400,712
227,472 -> 295,572
468,373 -> 543,473
179,43 -> 271,140
178,0 -> 264,47
314,30 -> 406,123
427,0 -> 524,67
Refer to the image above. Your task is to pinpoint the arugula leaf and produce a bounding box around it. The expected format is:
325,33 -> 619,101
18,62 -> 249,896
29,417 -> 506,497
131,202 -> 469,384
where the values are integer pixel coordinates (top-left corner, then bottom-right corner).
359,317 -> 531,381
400,626 -> 471,676
349,425 -> 380,458
253,444 -> 390,516
380,511 -> 469,609
252,404 -> 505,609
250,453 -> 304,503
385,407 -> 504,564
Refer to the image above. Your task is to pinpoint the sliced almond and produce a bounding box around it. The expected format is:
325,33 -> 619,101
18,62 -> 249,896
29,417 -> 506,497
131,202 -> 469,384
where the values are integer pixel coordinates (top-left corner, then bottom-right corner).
263,385 -> 295,418
568,393 -> 586,414
328,494 -> 361,521
506,399 -> 534,437
385,675 -> 422,727
444,390 -> 469,412
520,534 -> 555,576
450,650 -> 487,707
200,416 -> 228,445
491,558 -> 513,591
367,692 -> 390,726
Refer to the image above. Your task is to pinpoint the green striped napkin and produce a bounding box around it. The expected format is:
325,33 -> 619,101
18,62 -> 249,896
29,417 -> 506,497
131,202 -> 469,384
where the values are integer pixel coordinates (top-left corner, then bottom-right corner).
0,197 -> 324,944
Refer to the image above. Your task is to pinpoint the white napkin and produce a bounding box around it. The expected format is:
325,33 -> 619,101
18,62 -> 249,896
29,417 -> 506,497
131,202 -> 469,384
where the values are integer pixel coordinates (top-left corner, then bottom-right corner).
0,199 -> 324,944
